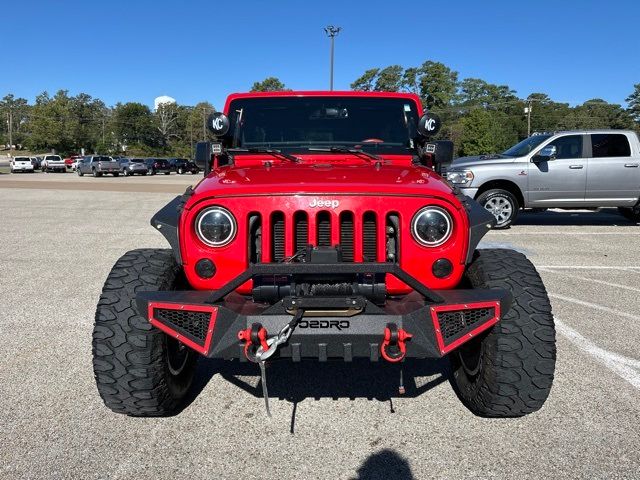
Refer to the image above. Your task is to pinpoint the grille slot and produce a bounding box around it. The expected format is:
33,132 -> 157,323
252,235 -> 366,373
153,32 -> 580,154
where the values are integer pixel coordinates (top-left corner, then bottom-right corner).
386,213 -> 399,263
248,213 -> 261,263
340,211 -> 355,262
437,307 -> 495,342
294,211 -> 308,254
362,212 -> 377,262
271,212 -> 285,262
317,211 -> 331,247
153,308 -> 211,345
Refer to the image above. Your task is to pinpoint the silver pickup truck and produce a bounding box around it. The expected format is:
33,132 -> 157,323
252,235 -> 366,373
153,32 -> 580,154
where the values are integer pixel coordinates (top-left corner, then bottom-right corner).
446,130 -> 640,227
76,155 -> 121,177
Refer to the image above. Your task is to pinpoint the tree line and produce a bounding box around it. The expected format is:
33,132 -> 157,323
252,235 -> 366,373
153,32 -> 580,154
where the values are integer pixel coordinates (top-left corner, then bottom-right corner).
0,91 -> 217,157
2,62 -> 640,157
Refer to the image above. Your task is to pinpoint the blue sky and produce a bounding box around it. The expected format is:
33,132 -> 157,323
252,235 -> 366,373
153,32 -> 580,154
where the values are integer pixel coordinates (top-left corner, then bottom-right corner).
3,0 -> 639,110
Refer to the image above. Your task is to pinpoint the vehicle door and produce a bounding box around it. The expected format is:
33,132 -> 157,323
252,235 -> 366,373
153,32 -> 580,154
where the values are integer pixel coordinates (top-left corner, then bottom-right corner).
585,133 -> 640,206
527,134 -> 587,207
81,156 -> 91,173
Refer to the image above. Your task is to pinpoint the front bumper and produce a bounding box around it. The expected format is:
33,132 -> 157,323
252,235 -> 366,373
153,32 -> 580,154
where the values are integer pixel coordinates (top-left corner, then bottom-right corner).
136,265 -> 511,362
458,187 -> 479,199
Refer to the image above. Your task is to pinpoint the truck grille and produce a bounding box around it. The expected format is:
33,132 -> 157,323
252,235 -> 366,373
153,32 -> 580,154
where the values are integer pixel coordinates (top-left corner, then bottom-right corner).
249,210 -> 398,263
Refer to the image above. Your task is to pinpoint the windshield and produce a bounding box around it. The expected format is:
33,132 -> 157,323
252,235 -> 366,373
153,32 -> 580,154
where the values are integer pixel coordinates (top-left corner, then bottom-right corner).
226,96 -> 420,154
45,155 -> 61,161
15,157 -> 30,162
96,156 -> 112,162
131,159 -> 144,163
503,135 -> 552,157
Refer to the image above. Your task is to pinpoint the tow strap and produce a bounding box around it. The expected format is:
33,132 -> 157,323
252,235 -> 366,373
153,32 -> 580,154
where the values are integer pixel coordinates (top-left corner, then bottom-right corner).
238,309 -> 305,416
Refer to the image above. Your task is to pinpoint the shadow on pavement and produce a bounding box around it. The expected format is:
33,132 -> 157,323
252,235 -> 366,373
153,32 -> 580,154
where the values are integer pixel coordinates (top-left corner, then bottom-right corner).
514,209 -> 638,227
180,358 -> 450,428
350,449 -> 415,480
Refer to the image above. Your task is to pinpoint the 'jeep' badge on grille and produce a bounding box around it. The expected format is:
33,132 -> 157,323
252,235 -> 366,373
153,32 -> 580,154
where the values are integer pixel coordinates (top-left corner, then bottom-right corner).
309,199 -> 340,208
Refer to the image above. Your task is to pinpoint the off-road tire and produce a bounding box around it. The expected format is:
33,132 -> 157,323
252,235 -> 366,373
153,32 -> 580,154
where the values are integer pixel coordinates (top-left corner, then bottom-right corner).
92,249 -> 197,416
477,189 -> 519,229
449,248 -> 556,417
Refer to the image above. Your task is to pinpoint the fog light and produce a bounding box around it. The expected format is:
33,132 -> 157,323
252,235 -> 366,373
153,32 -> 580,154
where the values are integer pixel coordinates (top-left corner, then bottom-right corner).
195,258 -> 216,279
432,258 -> 453,278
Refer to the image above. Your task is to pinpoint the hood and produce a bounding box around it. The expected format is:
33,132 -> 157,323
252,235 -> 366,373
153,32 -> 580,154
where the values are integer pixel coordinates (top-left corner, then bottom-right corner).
193,160 -> 455,199
450,154 -> 515,169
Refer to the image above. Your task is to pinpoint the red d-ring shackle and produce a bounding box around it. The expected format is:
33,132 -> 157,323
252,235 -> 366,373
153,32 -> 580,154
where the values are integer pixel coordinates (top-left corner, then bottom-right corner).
380,323 -> 413,363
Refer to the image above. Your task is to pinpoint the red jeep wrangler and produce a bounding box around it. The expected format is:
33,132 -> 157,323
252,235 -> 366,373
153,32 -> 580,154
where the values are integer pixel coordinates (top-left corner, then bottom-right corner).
93,91 -> 556,417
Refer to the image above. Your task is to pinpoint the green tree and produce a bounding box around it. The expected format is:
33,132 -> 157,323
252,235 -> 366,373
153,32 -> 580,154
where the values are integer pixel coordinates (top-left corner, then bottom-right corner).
566,99 -> 634,130
112,102 -> 156,148
418,61 -> 459,110
250,77 -> 288,92
350,69 -> 380,91
458,108 -> 515,156
374,65 -> 404,92
626,84 -> 640,124
0,94 -> 30,147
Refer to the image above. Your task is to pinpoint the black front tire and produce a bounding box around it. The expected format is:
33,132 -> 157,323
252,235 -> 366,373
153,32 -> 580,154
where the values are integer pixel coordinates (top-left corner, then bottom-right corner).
449,248 -> 556,417
477,189 -> 519,229
92,249 -> 197,416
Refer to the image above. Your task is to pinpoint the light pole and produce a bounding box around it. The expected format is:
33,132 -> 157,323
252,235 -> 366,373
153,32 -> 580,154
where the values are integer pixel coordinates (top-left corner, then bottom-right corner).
324,26 -> 341,91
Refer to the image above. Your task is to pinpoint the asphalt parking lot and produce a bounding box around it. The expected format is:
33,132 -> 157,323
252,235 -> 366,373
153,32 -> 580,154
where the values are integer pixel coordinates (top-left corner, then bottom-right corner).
1,173 -> 639,479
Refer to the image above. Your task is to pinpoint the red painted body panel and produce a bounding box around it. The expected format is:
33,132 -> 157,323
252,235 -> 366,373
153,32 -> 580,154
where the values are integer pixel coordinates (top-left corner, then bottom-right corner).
179,91 -> 469,296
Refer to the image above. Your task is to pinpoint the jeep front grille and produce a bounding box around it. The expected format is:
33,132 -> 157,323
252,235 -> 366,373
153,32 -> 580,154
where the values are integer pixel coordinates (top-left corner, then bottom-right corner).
248,210 -> 399,263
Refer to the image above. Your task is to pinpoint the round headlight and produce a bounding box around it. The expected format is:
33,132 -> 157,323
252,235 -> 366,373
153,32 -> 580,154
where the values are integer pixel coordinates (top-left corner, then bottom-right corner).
412,207 -> 453,247
195,206 -> 237,247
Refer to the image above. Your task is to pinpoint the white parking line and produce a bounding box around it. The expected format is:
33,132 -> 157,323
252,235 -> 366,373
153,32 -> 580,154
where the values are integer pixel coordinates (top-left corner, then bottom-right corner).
537,265 -> 640,271
538,268 -> 640,294
556,319 -> 640,390
494,232 -> 640,235
548,293 -> 640,322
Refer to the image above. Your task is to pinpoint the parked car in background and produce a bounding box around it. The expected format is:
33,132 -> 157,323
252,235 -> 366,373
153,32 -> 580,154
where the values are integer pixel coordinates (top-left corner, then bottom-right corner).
41,154 -> 66,173
168,158 -> 200,174
76,155 -> 121,177
144,158 -> 172,175
10,156 -> 35,173
30,157 -> 41,170
119,158 -> 148,176
446,130 -> 640,227
64,155 -> 82,170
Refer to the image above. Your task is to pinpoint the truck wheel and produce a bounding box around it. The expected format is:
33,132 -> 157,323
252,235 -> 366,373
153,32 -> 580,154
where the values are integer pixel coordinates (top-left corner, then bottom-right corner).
93,249 -> 197,416
477,189 -> 519,229
449,248 -> 556,417
177,167 -> 184,174
77,168 -> 83,176
113,172 -> 119,177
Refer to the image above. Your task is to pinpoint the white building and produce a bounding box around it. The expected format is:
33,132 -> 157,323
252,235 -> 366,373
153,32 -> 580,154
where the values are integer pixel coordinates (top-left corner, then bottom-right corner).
154,95 -> 176,111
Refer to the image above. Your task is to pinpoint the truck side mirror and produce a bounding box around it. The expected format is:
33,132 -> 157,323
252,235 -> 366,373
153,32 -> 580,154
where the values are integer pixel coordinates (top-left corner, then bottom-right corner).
195,142 -> 212,176
424,140 -> 453,174
532,145 -> 557,162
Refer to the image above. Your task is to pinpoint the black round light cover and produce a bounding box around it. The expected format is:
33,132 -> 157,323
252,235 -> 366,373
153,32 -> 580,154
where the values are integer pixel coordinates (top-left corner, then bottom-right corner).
195,258 -> 216,279
196,207 -> 236,247
207,112 -> 230,136
417,112 -> 442,137
412,207 -> 452,247
432,258 -> 453,278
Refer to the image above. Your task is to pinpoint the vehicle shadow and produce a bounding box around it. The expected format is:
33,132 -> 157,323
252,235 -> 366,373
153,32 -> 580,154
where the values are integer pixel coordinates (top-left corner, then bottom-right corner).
514,208 -> 638,227
181,357 -> 449,423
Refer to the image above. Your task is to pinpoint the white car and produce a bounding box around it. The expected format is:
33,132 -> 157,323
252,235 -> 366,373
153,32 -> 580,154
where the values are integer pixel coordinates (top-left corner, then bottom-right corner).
10,156 -> 35,173
41,154 -> 66,173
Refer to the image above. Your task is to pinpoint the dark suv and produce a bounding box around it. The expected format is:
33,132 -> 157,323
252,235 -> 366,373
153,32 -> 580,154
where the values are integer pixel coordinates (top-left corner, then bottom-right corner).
145,158 -> 172,175
168,158 -> 200,175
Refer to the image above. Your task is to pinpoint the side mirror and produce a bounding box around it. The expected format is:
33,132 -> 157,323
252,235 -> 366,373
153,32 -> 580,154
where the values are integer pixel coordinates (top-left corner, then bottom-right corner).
532,145 -> 557,162
195,141 -> 212,176
417,112 -> 442,137
424,140 -> 453,174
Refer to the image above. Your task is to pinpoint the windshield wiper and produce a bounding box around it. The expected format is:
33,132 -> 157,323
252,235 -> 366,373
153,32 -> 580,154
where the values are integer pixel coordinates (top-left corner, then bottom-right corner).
227,148 -> 301,163
307,146 -> 382,162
